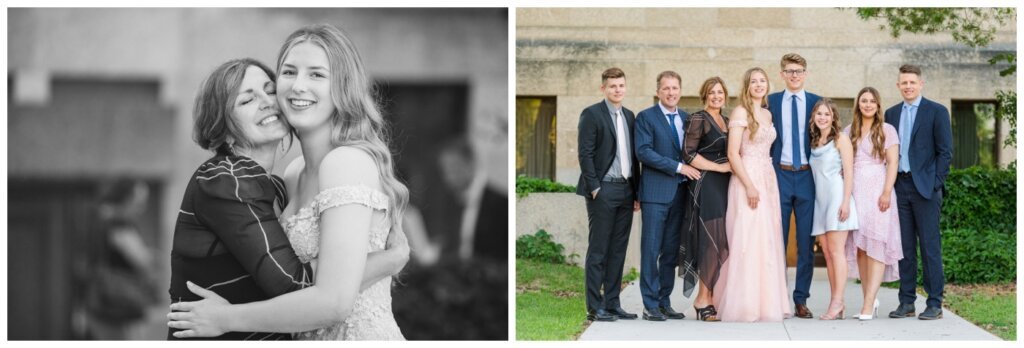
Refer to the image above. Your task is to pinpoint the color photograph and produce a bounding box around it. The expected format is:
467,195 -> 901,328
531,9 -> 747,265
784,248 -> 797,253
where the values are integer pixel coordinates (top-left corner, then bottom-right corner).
515,7 -> 1016,341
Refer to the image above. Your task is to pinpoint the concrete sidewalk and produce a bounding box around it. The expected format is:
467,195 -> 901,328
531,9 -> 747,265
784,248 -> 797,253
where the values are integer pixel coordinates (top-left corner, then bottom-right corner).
580,268 -> 1000,340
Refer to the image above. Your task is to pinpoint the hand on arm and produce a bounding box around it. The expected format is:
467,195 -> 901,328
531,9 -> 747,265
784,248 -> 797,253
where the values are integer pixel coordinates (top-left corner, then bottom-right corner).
169,149 -> 381,336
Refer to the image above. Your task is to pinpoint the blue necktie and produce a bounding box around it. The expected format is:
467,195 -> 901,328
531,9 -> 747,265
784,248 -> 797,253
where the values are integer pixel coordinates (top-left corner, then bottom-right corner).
667,113 -> 681,150
899,104 -> 913,172
791,95 -> 802,168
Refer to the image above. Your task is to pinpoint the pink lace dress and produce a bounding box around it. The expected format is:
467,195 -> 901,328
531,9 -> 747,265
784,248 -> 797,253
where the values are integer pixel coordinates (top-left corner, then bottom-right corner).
282,185 -> 405,340
843,124 -> 903,282
712,115 -> 792,322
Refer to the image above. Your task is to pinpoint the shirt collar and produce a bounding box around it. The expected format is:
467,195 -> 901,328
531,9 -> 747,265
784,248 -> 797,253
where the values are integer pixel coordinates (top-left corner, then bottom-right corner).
903,95 -> 923,109
604,99 -> 622,115
783,89 -> 805,102
658,102 -> 678,116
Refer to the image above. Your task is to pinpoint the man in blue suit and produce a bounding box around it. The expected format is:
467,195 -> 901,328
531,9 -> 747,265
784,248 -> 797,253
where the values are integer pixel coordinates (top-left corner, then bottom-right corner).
885,64 -> 952,320
766,53 -> 820,319
633,71 -> 701,321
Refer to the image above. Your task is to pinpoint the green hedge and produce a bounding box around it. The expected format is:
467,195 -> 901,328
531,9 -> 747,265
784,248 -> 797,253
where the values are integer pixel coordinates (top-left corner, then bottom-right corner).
516,230 -> 566,264
942,228 -> 1016,283
941,167 -> 1016,232
516,176 -> 576,198
938,167 -> 1016,284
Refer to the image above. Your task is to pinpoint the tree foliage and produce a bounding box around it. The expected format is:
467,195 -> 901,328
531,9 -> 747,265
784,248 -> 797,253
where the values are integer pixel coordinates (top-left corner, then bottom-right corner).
855,8 -> 1015,48
853,8 -> 1017,165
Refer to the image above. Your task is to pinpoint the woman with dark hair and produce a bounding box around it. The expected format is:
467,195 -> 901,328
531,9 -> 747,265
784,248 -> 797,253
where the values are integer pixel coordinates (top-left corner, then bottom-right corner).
678,76 -> 731,322
843,87 -> 902,320
167,58 -> 408,340
169,24 -> 410,340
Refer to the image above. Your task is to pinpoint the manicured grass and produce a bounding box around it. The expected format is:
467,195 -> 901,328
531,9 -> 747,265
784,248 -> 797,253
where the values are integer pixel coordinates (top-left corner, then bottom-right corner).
944,283 -> 1016,341
516,259 -> 588,340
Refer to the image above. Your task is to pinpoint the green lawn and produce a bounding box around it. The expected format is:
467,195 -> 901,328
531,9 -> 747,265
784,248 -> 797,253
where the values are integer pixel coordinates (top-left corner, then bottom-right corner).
944,283 -> 1016,340
516,259 -> 588,340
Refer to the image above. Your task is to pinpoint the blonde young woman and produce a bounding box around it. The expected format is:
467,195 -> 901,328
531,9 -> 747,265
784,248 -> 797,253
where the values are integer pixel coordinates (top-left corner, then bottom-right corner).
844,87 -> 902,320
168,24 -> 409,340
712,68 -> 791,322
807,98 -> 858,320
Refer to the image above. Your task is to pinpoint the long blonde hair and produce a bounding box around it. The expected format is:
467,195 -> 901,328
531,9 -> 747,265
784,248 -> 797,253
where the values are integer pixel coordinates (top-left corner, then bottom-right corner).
739,67 -> 769,139
277,24 -> 409,236
850,87 -> 886,160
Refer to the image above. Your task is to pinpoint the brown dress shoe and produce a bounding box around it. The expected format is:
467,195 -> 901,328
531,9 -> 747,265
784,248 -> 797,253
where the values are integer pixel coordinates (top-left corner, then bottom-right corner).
794,304 -> 814,319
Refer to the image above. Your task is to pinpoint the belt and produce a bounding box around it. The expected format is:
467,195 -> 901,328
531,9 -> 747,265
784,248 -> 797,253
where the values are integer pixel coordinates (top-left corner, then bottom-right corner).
898,172 -> 912,178
602,176 -> 628,183
779,164 -> 810,171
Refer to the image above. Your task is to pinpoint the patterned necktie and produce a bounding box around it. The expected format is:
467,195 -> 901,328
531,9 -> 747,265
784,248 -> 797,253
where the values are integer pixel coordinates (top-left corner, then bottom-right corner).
667,113 -> 681,150
615,110 -> 630,179
791,95 -> 802,168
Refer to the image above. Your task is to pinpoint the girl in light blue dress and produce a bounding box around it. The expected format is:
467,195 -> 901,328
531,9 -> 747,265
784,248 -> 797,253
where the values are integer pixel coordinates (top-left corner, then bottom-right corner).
808,98 -> 858,320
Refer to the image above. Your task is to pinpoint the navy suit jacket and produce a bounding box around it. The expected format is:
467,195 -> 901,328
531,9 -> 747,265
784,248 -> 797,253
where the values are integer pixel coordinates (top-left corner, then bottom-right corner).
576,101 -> 640,197
884,97 -> 953,199
634,104 -> 687,204
767,91 -> 821,167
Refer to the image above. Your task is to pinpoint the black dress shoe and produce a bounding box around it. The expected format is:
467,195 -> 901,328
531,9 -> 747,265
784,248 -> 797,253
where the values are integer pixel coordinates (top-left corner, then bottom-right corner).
587,309 -> 618,322
642,308 -> 666,321
888,303 -> 916,318
918,306 -> 943,320
660,306 -> 685,320
606,307 -> 638,320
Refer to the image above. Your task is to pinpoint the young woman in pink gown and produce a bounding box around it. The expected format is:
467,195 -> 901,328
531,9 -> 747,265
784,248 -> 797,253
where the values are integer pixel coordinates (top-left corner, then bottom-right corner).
843,87 -> 902,320
712,68 -> 792,322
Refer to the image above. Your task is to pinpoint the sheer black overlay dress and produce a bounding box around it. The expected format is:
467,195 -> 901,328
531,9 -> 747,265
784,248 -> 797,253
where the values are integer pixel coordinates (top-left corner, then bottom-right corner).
678,110 -> 731,297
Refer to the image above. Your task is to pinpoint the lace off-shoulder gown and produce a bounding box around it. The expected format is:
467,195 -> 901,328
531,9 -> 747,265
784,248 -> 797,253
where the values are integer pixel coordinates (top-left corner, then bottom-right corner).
282,185 -> 405,340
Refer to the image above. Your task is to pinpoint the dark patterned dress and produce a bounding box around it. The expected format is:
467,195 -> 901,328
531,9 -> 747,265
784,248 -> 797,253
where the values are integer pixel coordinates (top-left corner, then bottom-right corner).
169,155 -> 313,340
678,110 -> 731,296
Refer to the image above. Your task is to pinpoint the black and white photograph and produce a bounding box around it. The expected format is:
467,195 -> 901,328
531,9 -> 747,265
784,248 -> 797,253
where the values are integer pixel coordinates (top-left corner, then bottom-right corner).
7,7 -> 508,340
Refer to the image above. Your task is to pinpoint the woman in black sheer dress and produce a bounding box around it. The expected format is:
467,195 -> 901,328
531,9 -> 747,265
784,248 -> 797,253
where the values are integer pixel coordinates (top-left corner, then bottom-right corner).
679,77 -> 732,322
168,58 -> 409,340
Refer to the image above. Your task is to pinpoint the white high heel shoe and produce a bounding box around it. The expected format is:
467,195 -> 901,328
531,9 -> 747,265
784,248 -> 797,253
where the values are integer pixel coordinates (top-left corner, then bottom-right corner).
857,299 -> 880,321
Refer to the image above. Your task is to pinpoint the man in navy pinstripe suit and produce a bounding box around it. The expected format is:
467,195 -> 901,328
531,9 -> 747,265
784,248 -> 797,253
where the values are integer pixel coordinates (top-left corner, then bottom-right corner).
634,71 -> 701,321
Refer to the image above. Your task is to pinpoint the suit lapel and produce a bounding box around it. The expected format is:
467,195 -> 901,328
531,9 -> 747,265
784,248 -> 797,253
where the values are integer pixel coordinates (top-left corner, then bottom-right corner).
601,102 -> 617,147
909,98 -> 928,142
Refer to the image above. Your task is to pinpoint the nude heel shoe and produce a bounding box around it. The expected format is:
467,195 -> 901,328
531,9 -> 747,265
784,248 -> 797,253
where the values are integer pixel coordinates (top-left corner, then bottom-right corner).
857,299 -> 880,321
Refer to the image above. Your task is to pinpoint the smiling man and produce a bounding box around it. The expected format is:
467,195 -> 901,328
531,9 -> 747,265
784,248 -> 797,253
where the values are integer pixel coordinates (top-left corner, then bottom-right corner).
884,64 -> 952,321
633,71 -> 700,321
577,67 -> 641,322
766,53 -> 822,319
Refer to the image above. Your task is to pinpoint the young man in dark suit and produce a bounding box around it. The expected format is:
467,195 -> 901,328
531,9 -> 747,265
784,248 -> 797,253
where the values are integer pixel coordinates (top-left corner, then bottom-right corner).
885,64 -> 953,320
577,67 -> 641,322
766,53 -> 821,318
633,71 -> 701,321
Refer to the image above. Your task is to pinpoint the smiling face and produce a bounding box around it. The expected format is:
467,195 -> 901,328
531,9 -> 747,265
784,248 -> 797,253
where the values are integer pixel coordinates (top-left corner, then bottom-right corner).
857,91 -> 879,119
277,42 -> 334,132
780,63 -> 807,92
812,104 -> 834,131
897,72 -> 923,103
232,65 -> 288,147
601,77 -> 626,105
656,76 -> 681,110
748,71 -> 768,99
706,82 -> 726,110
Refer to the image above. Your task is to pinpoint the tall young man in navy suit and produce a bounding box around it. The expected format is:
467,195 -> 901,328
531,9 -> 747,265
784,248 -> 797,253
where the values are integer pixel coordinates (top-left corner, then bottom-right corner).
577,67 -> 641,322
885,64 -> 952,320
633,71 -> 701,321
766,53 -> 821,319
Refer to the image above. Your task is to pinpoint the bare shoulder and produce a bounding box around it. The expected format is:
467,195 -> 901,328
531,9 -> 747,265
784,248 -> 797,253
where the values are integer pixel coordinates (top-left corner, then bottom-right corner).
318,146 -> 382,189
836,132 -> 853,148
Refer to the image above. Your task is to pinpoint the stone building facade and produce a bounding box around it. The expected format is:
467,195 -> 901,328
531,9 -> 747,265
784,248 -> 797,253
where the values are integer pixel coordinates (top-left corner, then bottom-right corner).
516,8 -> 1016,185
